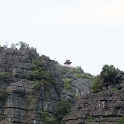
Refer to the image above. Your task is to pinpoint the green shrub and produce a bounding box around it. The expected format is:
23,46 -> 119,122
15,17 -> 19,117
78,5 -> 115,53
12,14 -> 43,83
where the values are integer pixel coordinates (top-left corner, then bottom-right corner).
33,81 -> 43,90
76,68 -> 84,73
54,83 -> 60,98
71,68 -> 83,74
60,66 -> 84,76
117,116 -> 124,124
30,58 -> 58,96
109,87 -> 117,91
30,46 -> 37,52
100,64 -> 117,87
0,45 -> 4,50
55,100 -> 71,123
38,111 -> 56,124
87,116 -> 93,123
0,115 -> 6,120
30,59 -> 55,84
0,72 -> 9,81
74,73 -> 83,78
62,78 -> 72,91
60,67 -> 69,75
91,75 -> 102,93
30,59 -> 44,80
74,93 -> 79,99
16,41 -> 29,49
0,89 -> 8,101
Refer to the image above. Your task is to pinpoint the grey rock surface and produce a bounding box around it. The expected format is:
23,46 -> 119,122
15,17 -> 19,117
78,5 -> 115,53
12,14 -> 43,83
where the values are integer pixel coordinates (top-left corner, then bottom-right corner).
63,84 -> 124,124
0,48 -> 92,123
72,78 -> 92,96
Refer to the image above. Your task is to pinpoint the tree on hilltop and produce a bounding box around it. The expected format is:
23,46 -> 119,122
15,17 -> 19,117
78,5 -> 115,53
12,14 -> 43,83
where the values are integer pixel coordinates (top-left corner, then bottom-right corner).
100,64 -> 117,87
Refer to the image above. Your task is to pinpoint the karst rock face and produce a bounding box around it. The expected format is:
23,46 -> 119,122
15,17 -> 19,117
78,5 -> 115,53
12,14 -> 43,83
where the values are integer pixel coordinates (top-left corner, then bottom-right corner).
0,48 -> 92,124
63,83 -> 124,124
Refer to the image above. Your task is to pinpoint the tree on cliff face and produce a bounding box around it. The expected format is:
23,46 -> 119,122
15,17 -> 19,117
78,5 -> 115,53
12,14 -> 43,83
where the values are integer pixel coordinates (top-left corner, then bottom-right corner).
100,64 -> 117,87
91,75 -> 102,93
55,100 -> 71,124
91,64 -> 118,92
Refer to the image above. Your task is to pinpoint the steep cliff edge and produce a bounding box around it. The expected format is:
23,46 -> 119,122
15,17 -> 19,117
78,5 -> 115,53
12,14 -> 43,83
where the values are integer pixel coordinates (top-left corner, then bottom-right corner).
63,84 -> 124,124
0,46 -> 92,124
63,67 -> 124,124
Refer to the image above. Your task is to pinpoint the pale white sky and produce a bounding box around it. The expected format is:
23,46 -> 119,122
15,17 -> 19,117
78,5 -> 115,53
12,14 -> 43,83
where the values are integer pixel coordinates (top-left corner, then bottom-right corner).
0,0 -> 124,75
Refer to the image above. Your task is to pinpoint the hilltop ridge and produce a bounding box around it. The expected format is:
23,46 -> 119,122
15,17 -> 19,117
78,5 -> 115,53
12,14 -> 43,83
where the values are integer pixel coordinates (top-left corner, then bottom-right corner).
0,42 -> 92,124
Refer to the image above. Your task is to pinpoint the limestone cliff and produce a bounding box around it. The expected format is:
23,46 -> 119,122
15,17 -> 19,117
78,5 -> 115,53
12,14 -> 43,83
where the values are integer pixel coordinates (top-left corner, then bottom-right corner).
0,47 -> 92,124
63,76 -> 124,124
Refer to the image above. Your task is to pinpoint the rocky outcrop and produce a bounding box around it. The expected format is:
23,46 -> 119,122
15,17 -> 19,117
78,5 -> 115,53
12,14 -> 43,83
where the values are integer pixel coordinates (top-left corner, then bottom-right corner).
0,47 -> 92,123
63,84 -> 124,124
72,78 -> 92,96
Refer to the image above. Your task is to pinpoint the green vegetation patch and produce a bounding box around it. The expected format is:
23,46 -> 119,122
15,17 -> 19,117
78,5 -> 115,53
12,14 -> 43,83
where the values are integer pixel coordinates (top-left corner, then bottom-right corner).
91,75 -> 102,93
0,90 -> 7,99
30,58 -> 60,97
62,78 -> 72,91
0,72 -> 9,81
100,64 -> 117,87
38,111 -> 56,124
87,116 -> 93,123
117,116 -> 124,124
108,87 -> 117,91
33,81 -> 44,90
55,100 -> 71,124
0,89 -> 8,102
91,64 -> 118,93
30,59 -> 45,80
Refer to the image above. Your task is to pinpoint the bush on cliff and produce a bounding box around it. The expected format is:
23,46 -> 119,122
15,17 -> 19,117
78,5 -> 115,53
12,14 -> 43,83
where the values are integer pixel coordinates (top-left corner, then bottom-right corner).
117,116 -> 124,124
91,75 -> 102,93
91,64 -> 117,92
62,78 -> 72,91
30,59 -> 44,80
100,64 -> 117,87
16,41 -> 29,49
0,72 -> 9,81
55,100 -> 71,124
30,59 -> 55,83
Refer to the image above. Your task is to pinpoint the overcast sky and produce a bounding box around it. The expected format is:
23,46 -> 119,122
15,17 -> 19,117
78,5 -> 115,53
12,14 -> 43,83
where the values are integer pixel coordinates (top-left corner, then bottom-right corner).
0,0 -> 124,75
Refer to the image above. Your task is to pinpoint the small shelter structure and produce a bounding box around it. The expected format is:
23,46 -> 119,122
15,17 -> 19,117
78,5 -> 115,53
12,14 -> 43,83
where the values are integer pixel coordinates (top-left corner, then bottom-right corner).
64,59 -> 72,66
